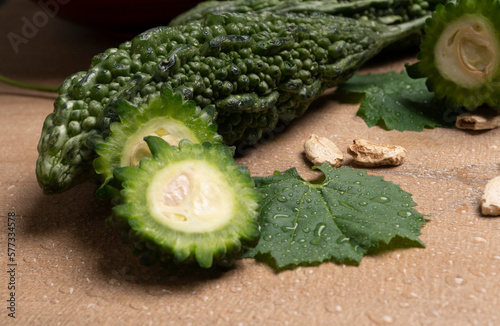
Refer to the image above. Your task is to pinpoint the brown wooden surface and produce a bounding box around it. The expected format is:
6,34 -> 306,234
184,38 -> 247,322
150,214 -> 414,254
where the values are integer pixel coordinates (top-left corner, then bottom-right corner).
1,1 -> 499,325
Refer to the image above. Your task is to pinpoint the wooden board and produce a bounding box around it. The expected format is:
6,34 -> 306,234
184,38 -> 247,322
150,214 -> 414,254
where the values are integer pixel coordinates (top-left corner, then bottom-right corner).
1,1 -> 499,325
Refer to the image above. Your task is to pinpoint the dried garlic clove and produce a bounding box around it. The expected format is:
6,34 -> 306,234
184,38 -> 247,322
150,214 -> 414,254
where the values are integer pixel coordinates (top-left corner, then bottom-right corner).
347,138 -> 407,167
481,176 -> 500,216
456,107 -> 500,130
304,134 -> 344,168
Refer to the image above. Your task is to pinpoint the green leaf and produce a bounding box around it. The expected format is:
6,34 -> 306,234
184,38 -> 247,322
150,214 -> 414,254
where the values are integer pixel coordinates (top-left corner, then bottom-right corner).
246,164 -> 426,270
337,70 -> 456,131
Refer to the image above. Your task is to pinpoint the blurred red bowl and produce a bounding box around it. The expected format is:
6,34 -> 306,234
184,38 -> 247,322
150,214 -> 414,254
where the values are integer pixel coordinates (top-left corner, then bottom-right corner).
37,0 -> 204,35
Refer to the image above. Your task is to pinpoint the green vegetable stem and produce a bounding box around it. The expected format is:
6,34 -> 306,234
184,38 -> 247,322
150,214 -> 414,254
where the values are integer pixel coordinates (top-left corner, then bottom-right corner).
0,74 -> 58,92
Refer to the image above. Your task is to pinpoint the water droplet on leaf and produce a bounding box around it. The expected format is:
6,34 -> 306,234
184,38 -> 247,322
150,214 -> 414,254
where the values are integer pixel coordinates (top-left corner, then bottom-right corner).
398,210 -> 413,217
373,196 -> 391,204
310,238 -> 320,246
336,236 -> 350,244
314,223 -> 326,237
277,196 -> 287,202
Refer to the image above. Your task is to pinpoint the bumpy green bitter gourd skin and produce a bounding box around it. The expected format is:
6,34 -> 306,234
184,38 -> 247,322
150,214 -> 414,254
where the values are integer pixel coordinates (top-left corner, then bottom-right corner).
110,136 -> 261,268
36,11 -> 428,194
171,0 -> 447,26
93,87 -> 222,199
407,0 -> 500,109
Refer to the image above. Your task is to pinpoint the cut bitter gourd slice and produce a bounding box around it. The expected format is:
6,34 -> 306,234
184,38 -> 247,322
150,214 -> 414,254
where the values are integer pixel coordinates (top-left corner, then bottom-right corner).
408,0 -> 500,109
111,136 -> 261,268
93,87 -> 222,199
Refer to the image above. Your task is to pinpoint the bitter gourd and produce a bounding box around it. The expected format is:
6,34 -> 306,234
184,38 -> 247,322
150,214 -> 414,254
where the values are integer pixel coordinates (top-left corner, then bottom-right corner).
36,11 -> 429,194
407,0 -> 500,109
110,136 -> 261,268
171,0 -> 447,26
93,87 -> 222,200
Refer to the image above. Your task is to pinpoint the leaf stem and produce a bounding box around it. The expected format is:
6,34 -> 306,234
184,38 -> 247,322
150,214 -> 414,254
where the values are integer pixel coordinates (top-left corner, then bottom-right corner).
0,74 -> 58,92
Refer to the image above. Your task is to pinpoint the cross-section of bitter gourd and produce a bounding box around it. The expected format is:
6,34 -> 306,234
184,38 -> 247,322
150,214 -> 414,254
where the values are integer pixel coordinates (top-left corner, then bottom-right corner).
408,0 -> 500,109
110,136 -> 261,268
93,87 -> 223,200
